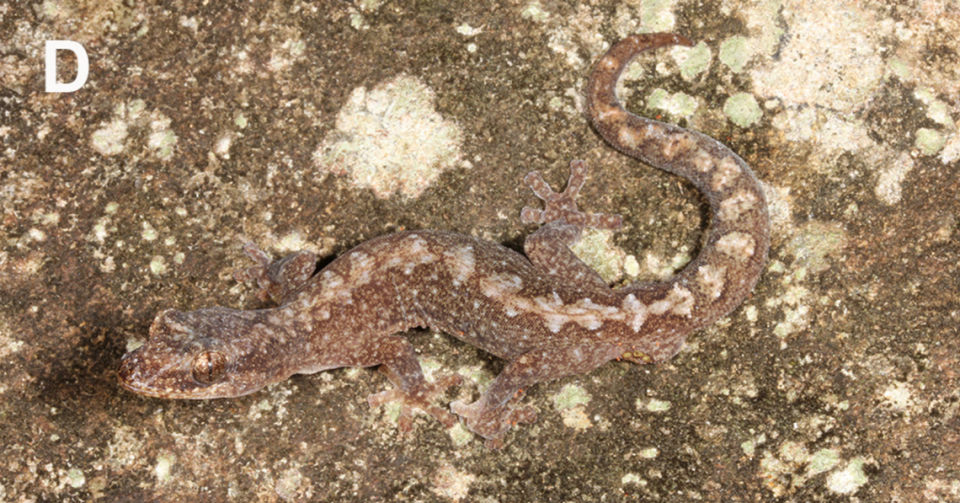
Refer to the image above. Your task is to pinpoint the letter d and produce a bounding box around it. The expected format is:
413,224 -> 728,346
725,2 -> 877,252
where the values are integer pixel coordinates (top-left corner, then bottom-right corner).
45,40 -> 89,93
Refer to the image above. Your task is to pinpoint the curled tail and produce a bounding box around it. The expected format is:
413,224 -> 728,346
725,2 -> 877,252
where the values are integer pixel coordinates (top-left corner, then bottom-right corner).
585,33 -> 770,333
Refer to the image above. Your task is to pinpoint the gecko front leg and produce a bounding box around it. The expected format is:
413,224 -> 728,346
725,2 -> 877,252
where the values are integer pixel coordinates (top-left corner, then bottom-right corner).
234,242 -> 317,304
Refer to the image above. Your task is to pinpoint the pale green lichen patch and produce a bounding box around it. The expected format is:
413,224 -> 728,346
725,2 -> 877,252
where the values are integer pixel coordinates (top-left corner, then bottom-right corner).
179,16 -> 198,31
553,384 -> 590,410
785,221 -> 847,274
771,107 -> 875,156
560,406 -> 592,430
35,211 -> 58,226
939,133 -> 960,165
275,468 -> 303,501
880,381 -> 915,414
647,88 -> 698,118
741,0 -> 784,59
276,232 -> 309,254
124,338 -> 144,353
547,95 -> 566,112
27,228 -> 46,242
66,467 -> 85,488
141,221 -> 158,241
214,131 -> 233,158
545,0 -> 685,70
916,128 -> 946,155
91,218 -> 111,243
349,11 -> 366,30
885,56 -> 911,80
383,402 -> 403,424
545,26 -> 589,68
723,93 -> 762,128
639,447 -> 659,459
315,76 -> 463,199
448,422 -> 474,447
779,440 -> 809,463
741,434 -> 765,458
245,386 -> 294,422
719,36 -> 754,73
641,247 -> 693,282
347,1 -> 382,30
875,152 -> 916,205
674,42 -> 710,80
358,0 -> 383,11
147,118 -> 177,161
750,2 -> 884,114
571,228 -> 627,284
825,458 -> 869,495
771,285 -> 811,339
758,448 -> 798,497
623,60 -> 645,81
914,88 -> 951,126
520,1 -> 549,22
418,357 -> 444,380
128,98 -> 147,116
149,256 -> 167,276
806,448 -> 840,477
760,439 -> 870,497
155,452 -> 176,483
0,317 -> 25,361
91,99 -> 177,161
90,119 -> 128,156
431,464 -> 475,501
458,364 -> 493,390
456,23 -> 482,37
639,0 -> 678,33
266,27 -> 307,73
640,398 -> 671,412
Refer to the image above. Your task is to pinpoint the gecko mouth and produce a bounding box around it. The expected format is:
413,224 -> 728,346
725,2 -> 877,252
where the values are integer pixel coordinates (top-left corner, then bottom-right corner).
117,350 -> 175,398
117,351 -> 151,394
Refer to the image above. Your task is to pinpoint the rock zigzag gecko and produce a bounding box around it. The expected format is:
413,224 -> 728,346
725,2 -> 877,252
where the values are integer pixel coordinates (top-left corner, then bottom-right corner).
118,33 -> 770,449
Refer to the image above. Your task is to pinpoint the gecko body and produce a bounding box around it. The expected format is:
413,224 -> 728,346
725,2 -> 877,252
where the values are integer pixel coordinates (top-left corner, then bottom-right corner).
119,33 -> 769,448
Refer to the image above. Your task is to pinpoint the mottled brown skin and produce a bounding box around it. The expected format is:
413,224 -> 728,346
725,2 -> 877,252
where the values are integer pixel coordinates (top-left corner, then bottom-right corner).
119,33 -> 770,449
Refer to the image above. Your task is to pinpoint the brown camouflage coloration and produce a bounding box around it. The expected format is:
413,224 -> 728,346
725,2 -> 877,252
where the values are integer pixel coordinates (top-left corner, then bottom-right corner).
119,33 -> 770,449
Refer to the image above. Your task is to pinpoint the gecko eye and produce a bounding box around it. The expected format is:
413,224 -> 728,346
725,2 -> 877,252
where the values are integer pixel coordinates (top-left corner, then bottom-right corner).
192,351 -> 227,384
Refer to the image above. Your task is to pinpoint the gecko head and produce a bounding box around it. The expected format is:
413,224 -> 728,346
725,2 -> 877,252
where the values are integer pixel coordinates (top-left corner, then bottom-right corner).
118,307 -> 289,399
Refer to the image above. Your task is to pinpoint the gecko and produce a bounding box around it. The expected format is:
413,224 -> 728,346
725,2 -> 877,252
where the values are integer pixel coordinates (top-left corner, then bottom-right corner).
118,33 -> 770,449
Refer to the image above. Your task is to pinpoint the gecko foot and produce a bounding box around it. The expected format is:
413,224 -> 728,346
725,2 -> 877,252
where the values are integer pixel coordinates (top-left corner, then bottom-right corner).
450,394 -> 538,449
233,242 -> 317,304
521,159 -> 623,231
367,372 -> 463,433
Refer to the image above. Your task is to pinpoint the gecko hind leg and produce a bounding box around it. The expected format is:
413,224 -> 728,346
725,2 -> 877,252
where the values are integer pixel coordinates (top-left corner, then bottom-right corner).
521,159 -> 623,292
234,242 -> 317,304
521,159 -> 623,232
366,336 -> 463,433
451,343 -> 616,449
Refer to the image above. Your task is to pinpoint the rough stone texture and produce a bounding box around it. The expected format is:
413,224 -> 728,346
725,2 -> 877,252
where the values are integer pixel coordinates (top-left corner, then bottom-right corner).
1,0 -> 958,501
